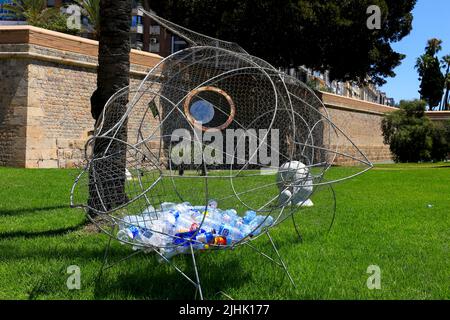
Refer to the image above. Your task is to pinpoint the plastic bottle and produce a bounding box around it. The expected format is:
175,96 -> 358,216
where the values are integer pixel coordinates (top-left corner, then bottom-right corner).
173,229 -> 206,246
233,216 -> 245,228
140,228 -> 153,239
191,208 -> 222,233
208,199 -> 218,209
249,215 -> 274,235
145,219 -> 174,247
161,202 -> 176,211
243,210 -> 257,224
239,224 -> 253,237
218,224 -> 245,241
162,246 -> 190,260
174,211 -> 199,233
197,232 -> 215,244
116,230 -> 130,243
190,208 -> 204,221
117,225 -> 140,242
206,218 -> 223,234
222,209 -> 239,226
175,202 -> 192,213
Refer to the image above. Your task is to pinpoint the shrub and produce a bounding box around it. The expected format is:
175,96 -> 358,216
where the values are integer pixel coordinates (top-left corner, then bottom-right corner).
382,100 -> 449,163
431,121 -> 450,161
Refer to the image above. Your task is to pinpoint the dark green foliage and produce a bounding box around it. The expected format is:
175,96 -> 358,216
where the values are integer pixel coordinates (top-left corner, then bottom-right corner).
416,39 -> 446,109
148,0 -> 416,86
1,0 -> 77,34
441,55 -> 450,111
382,100 -> 450,162
430,122 -> 450,162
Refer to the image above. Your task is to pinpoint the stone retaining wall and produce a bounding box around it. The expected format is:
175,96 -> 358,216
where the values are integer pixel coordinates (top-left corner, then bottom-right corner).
0,26 -> 162,168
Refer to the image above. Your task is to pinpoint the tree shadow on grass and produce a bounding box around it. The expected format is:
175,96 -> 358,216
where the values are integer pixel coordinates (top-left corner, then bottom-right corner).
92,253 -> 251,300
0,205 -> 72,217
0,224 -> 86,240
1,235 -> 292,300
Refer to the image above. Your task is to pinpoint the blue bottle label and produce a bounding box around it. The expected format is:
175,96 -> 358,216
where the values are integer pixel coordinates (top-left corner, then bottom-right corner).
129,226 -> 139,239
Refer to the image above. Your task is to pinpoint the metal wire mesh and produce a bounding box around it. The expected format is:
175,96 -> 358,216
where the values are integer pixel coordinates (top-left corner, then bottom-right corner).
71,12 -> 372,260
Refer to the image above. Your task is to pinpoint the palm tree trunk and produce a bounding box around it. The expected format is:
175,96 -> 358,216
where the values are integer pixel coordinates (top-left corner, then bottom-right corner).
89,0 -> 132,212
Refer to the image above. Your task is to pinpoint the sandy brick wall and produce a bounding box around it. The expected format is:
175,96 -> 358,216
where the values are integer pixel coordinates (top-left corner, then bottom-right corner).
0,57 -> 28,167
0,26 -> 163,168
323,106 -> 392,164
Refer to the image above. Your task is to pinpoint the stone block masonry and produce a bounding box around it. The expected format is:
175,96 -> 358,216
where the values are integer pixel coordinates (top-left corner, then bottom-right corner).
0,26 -> 162,168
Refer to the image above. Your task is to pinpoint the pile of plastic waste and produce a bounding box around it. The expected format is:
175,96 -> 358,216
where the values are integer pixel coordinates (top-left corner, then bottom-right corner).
116,200 -> 274,259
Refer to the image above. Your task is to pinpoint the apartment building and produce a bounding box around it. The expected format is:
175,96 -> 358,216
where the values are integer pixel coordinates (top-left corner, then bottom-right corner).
290,66 -> 395,106
0,0 -> 186,56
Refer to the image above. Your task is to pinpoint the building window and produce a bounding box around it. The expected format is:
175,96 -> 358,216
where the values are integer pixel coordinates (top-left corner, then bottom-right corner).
150,25 -> 160,35
171,36 -> 188,53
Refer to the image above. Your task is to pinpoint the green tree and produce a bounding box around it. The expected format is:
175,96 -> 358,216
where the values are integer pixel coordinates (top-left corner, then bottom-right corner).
441,55 -> 450,111
2,0 -> 55,25
430,121 -> 450,162
1,0 -> 75,33
148,0 -> 416,86
425,38 -> 443,56
415,39 -> 445,109
73,0 -> 100,39
381,100 -> 449,163
382,100 -> 431,163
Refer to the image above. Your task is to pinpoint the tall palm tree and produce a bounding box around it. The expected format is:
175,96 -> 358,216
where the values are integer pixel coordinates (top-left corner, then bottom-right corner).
73,0 -> 100,39
425,38 -> 443,57
442,55 -> 450,111
2,0 -> 58,26
88,0 -> 132,211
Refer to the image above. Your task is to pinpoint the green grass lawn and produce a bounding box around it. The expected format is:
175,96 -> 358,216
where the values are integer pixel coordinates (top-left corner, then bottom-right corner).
0,164 -> 448,300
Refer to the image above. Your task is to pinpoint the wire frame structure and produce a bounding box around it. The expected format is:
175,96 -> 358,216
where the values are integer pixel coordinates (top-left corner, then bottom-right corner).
70,10 -> 373,300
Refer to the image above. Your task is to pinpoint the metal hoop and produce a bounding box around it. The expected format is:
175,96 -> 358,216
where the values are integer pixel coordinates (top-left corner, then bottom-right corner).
183,86 -> 236,132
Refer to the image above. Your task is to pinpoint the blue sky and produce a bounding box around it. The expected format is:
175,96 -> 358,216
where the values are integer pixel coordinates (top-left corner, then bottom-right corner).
380,0 -> 450,103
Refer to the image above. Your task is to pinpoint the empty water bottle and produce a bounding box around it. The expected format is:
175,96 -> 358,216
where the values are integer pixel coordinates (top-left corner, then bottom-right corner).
218,224 -> 244,241
239,224 -> 253,237
249,216 -> 274,235
174,212 -> 199,234
208,199 -> 218,209
222,209 -> 239,225
197,232 -> 215,244
243,210 -> 257,224
117,225 -> 140,242
161,202 -> 176,210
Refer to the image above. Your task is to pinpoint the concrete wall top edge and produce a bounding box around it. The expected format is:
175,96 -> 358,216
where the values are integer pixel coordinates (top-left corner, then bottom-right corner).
320,91 -> 450,120
0,25 -> 163,68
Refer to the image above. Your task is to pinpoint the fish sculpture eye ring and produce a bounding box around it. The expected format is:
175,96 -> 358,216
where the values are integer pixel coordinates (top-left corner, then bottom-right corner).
183,86 -> 236,132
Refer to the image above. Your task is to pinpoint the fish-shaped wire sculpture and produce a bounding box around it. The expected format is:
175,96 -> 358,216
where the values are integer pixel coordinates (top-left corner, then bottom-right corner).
71,10 -> 372,299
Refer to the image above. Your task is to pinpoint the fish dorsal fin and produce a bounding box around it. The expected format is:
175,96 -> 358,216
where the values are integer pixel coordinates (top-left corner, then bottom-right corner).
141,9 -> 248,54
